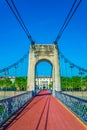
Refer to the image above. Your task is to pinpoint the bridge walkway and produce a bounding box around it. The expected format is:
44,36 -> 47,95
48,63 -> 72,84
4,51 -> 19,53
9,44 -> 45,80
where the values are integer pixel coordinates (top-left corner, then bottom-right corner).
1,90 -> 87,130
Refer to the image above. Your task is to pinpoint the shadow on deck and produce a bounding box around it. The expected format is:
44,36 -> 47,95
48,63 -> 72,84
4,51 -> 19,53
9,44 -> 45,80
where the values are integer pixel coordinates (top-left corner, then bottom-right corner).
0,90 -> 87,130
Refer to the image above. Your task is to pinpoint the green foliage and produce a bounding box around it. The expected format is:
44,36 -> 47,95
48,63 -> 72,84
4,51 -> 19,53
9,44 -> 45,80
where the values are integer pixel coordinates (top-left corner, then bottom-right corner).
49,82 -> 53,89
15,77 -> 27,91
0,80 -> 5,87
0,75 -> 87,91
61,76 -> 87,91
0,104 -> 5,114
0,77 -> 27,91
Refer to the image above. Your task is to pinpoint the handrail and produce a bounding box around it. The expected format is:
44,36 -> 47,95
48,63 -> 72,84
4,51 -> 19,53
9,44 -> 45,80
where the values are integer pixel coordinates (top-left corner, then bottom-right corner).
55,91 -> 87,124
60,92 -> 87,103
0,91 -> 33,126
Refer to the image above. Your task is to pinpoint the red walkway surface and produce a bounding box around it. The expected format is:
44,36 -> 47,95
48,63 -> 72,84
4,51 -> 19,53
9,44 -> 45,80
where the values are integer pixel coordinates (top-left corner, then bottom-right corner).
4,90 -> 87,130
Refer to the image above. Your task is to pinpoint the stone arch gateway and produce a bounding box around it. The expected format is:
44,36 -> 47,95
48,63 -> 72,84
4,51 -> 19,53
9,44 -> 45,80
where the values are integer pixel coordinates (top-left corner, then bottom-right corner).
27,44 -> 61,91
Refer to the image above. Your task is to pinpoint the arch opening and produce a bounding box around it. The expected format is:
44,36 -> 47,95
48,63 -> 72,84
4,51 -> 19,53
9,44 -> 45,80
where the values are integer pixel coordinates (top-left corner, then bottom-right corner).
35,60 -> 53,90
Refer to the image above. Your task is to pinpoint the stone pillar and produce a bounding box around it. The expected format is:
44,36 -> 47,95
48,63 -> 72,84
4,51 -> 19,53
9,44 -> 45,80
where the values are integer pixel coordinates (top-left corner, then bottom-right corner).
27,44 -> 61,91
27,46 -> 35,91
54,46 -> 61,91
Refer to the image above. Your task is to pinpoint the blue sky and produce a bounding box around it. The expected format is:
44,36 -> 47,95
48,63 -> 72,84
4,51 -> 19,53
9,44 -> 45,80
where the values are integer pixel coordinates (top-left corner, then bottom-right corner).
0,0 -> 87,76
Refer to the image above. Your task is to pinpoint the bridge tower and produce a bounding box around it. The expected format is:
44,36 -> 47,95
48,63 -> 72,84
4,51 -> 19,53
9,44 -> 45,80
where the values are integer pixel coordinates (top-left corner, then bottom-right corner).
27,44 -> 61,91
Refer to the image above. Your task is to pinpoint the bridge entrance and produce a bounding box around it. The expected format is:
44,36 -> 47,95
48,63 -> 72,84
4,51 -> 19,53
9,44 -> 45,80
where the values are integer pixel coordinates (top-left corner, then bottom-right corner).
35,61 -> 53,89
27,44 -> 61,91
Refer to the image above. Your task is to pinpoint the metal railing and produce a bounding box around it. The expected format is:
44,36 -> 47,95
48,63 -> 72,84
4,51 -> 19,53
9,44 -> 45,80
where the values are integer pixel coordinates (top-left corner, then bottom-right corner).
55,91 -> 87,124
0,91 -> 33,126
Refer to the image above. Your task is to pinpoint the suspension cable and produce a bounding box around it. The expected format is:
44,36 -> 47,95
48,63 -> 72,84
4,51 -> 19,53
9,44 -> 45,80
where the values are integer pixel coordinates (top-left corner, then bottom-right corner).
0,51 -> 29,74
59,50 -> 87,73
54,0 -> 82,44
5,0 -> 34,44
55,0 -> 77,43
59,0 -> 82,40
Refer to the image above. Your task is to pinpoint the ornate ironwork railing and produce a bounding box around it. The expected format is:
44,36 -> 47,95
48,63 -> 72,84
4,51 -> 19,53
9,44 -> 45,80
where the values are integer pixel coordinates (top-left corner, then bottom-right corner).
55,91 -> 87,124
0,91 -> 33,126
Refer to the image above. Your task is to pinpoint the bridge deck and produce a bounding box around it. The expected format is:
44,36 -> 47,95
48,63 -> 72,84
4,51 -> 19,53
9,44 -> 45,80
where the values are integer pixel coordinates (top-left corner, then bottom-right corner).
2,90 -> 87,130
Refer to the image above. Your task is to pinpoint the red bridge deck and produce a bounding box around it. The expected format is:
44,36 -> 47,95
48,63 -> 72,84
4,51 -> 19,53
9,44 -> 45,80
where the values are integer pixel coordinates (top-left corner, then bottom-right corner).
3,90 -> 87,130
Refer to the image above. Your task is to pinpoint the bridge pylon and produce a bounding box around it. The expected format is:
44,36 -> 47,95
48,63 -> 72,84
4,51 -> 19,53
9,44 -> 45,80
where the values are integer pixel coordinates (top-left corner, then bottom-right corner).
27,44 -> 61,91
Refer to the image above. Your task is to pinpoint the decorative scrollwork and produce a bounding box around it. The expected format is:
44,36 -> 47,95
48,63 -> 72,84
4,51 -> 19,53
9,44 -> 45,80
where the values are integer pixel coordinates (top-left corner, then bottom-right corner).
0,91 -> 33,126
55,91 -> 87,124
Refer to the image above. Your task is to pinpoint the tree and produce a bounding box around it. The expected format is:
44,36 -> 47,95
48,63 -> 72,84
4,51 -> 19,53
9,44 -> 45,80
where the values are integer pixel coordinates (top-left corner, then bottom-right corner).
49,82 -> 53,89
15,77 -> 27,91
0,79 -> 5,90
72,76 -> 81,90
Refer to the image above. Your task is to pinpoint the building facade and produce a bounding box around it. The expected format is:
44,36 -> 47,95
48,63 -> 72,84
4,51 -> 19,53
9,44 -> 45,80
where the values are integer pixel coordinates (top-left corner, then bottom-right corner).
35,76 -> 53,89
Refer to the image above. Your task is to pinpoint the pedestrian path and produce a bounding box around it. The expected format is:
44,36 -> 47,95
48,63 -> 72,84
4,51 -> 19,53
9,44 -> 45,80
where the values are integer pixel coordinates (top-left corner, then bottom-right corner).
1,90 -> 87,130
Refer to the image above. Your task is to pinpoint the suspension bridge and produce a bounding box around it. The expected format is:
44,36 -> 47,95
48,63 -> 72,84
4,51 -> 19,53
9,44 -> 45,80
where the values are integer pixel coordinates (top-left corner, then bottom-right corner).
0,0 -> 87,130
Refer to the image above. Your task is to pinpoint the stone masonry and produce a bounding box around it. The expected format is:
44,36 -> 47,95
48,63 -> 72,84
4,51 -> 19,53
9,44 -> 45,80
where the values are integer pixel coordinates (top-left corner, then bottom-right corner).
27,44 -> 61,91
